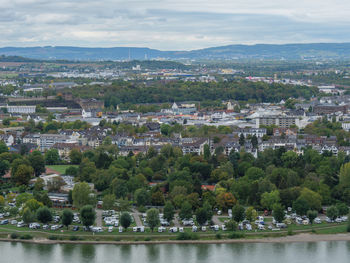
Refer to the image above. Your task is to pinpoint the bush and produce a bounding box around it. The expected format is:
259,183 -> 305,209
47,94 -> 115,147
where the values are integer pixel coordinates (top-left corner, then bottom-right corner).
20,234 -> 33,240
10,233 -> 18,239
287,229 -> 294,236
144,237 -> 151,241
69,235 -> 79,241
114,237 -> 121,241
215,233 -> 222,239
138,206 -> 146,213
48,235 -> 58,240
176,232 -> 199,240
228,232 -> 245,239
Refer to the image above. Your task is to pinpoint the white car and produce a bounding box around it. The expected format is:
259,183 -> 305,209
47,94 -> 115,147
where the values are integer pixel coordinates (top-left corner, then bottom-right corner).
201,226 -> 206,232
158,226 -> 166,233
10,220 -> 17,225
108,226 -> 113,232
17,221 -> 25,228
51,225 -> 59,230
192,226 -> 198,232
118,226 -> 123,233
246,224 -> 252,231
258,224 -> 265,230
314,218 -> 322,224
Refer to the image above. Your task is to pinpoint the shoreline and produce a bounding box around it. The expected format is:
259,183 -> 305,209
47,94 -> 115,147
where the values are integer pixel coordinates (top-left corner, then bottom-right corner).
2,233 -> 350,246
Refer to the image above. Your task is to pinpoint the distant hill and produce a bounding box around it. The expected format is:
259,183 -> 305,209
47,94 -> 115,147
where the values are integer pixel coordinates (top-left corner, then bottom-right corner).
1,43 -> 350,61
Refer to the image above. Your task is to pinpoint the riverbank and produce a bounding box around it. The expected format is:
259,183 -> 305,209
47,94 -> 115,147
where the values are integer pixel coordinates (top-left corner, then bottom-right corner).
2,232 -> 350,245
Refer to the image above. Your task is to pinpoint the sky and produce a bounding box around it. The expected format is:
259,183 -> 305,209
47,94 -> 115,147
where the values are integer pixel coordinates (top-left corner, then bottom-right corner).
1,0 -> 350,50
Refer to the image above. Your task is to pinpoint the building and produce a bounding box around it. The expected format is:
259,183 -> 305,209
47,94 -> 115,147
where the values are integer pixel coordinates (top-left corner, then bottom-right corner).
257,116 -> 298,128
7,105 -> 36,114
236,128 -> 267,138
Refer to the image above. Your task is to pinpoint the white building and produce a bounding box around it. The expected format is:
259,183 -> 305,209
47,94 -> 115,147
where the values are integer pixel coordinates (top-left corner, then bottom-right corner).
7,105 -> 36,114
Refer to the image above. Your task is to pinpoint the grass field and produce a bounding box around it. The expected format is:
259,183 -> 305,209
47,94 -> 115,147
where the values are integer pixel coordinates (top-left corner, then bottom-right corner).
46,165 -> 78,174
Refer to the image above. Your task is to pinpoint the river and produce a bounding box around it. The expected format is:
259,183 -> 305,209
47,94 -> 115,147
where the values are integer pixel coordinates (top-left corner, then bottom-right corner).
2,241 -> 350,263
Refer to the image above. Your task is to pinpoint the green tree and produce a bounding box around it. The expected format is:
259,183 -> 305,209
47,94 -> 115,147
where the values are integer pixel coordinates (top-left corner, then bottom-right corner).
239,133 -> 245,146
146,208 -> 160,232
62,209 -> 74,229
307,210 -> 318,225
204,144 -> 210,160
339,162 -> 350,187
45,149 -> 60,165
293,198 -> 310,216
34,178 -> 45,191
69,149 -> 82,164
80,205 -> 96,227
326,206 -> 339,221
272,203 -> 285,223
245,206 -> 258,222
28,151 -> 45,177
336,203 -> 349,216
163,201 -> 175,223
72,182 -> 93,208
260,190 -> 280,210
251,135 -> 258,149
179,201 -> 192,220
299,188 -> 322,212
22,208 -> 35,224
120,212 -> 132,230
134,188 -> 151,207
36,206 -> 52,224
13,164 -> 34,185
195,207 -> 208,226
225,219 -> 237,231
102,194 -> 116,210
232,204 -> 245,223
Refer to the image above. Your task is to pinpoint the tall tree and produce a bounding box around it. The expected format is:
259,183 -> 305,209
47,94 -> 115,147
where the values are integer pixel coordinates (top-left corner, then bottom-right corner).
80,205 -> 96,227
146,208 -> 160,232
62,209 -> 74,229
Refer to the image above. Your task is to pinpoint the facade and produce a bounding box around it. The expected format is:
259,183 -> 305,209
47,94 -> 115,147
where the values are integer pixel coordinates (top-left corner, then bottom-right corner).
7,105 -> 36,114
257,116 -> 298,128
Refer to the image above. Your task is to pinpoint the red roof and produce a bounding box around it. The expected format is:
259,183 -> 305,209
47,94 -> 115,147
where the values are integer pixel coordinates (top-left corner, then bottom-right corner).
201,185 -> 216,191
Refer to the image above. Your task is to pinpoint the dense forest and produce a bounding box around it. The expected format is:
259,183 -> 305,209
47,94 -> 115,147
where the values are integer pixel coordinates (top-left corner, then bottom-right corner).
67,80 -> 318,108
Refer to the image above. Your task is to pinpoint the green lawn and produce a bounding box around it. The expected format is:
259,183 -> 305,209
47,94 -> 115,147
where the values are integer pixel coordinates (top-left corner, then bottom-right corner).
46,165 -> 78,175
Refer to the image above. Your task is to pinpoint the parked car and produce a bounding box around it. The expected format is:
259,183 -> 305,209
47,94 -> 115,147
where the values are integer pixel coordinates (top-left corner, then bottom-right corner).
17,221 -> 25,228
0,219 -> 8,225
43,224 -> 49,230
192,226 -> 198,232
179,227 -> 184,233
246,224 -> 252,231
314,218 -> 322,224
10,220 -> 17,225
258,224 -> 265,230
108,226 -> 113,233
72,226 -> 79,231
158,226 -> 166,233
118,226 -> 123,233
51,225 -> 59,230
169,227 -> 178,233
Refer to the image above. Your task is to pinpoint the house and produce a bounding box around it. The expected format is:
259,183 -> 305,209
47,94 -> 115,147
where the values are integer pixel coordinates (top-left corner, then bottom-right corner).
236,128 -> 267,138
273,128 -> 298,137
181,138 -> 209,155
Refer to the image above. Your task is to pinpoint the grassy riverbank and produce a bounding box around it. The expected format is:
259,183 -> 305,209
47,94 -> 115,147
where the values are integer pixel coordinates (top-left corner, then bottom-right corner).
0,222 -> 348,244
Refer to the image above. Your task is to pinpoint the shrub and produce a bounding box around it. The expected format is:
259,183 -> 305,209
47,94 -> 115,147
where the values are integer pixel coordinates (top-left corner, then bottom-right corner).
114,237 -> 121,241
48,235 -> 58,240
176,232 -> 199,240
69,235 -> 79,241
20,234 -> 33,240
10,233 -> 18,239
144,237 -> 151,241
287,229 -> 294,236
215,233 -> 222,239
228,232 -> 245,239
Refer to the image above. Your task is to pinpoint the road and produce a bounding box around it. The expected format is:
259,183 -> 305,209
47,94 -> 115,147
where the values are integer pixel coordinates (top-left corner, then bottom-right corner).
173,214 -> 181,227
96,209 -> 102,227
131,209 -> 143,227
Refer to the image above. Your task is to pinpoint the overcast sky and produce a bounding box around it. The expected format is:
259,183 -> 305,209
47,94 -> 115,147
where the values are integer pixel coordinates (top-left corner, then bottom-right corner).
1,0 -> 350,50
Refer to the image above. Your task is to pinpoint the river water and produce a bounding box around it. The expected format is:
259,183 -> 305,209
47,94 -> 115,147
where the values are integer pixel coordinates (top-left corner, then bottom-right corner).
2,241 -> 350,263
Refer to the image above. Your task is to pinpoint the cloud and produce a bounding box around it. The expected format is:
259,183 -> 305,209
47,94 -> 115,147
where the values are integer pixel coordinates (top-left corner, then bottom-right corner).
0,0 -> 349,49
